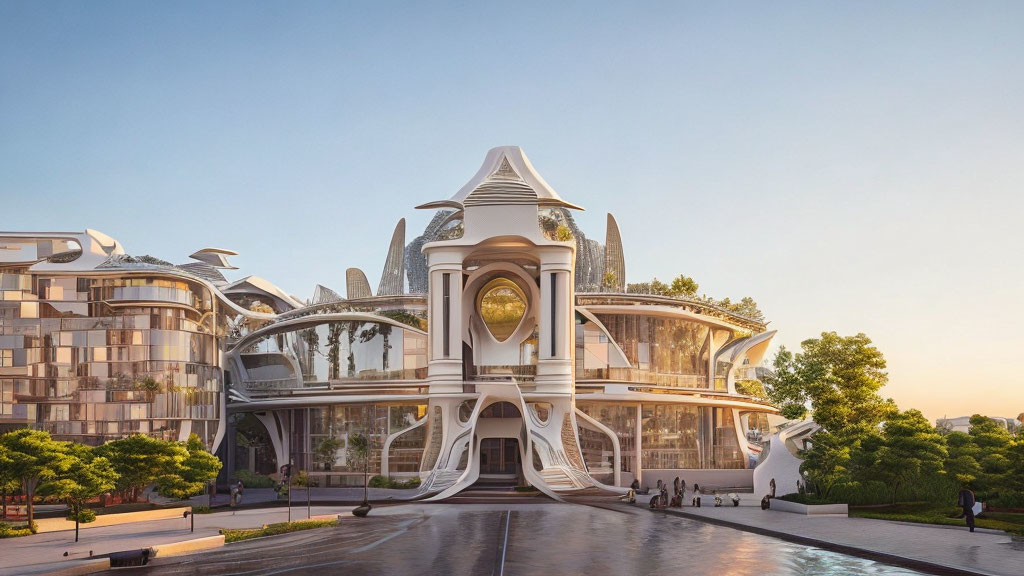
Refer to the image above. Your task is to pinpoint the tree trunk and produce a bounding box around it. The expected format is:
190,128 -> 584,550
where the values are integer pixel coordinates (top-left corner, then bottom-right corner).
24,481 -> 34,527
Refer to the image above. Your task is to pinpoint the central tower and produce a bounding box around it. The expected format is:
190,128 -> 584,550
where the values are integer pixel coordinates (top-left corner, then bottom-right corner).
414,146 -> 592,497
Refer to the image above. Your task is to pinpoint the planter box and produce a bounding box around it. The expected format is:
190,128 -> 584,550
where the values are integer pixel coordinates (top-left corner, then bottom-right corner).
770,498 -> 848,516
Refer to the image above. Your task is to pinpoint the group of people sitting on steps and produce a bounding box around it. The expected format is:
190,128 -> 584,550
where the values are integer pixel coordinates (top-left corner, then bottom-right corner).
621,476 -> 741,509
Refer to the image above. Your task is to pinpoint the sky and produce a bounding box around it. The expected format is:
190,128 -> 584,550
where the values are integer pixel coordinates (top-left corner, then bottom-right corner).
1,1 -> 1022,423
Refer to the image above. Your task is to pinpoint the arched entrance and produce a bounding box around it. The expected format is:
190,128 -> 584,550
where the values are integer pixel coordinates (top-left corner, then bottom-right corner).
476,402 -> 523,484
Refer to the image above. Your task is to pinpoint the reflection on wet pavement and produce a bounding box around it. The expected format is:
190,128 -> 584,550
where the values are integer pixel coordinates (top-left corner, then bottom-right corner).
106,502 -> 929,576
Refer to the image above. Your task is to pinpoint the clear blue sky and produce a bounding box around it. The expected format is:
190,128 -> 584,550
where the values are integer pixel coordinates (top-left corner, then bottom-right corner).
2,1 -> 1022,422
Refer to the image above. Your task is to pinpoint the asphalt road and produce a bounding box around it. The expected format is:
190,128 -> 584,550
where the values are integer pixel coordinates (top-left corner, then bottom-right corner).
99,502 -> 927,576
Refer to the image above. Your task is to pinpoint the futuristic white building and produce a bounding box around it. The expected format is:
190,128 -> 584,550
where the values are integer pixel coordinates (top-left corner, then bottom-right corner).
0,147 -> 778,496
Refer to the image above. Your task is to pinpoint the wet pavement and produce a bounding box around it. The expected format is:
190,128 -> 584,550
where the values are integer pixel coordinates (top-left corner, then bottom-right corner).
100,501 -> 930,576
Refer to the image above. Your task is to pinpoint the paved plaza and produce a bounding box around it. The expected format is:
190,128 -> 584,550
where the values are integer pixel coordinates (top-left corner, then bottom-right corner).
3,498 -> 1020,576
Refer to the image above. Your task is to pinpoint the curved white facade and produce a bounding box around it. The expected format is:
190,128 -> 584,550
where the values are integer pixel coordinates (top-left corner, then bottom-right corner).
0,146 -> 777,496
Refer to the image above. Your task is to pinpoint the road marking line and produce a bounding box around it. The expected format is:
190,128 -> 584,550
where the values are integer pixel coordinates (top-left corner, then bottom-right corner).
499,509 -> 511,576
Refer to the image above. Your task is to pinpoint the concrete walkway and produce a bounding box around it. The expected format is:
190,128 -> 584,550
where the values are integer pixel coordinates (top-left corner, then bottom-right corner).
644,502 -> 1022,576
0,504 -> 357,575
207,486 -> 420,507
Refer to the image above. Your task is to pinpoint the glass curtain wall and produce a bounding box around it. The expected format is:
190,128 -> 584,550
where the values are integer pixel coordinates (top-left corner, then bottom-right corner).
576,402 -> 636,473
242,322 -> 427,386
576,402 -> 749,471
0,272 -> 223,448
579,314 -> 715,389
305,403 -> 427,484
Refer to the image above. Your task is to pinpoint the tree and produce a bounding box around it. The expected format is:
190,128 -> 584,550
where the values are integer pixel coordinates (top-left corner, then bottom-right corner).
946,415 -> 1015,499
157,434 -> 222,501
348,433 -> 370,507
763,332 -> 896,496
95,435 -> 188,502
313,437 -> 344,471
0,429 -> 76,526
602,272 -> 617,290
763,346 -> 809,420
855,410 -> 947,504
725,297 -> 765,322
944,431 -> 982,487
666,275 -> 699,297
0,443 -> 22,521
37,443 -> 117,540
649,278 -> 669,296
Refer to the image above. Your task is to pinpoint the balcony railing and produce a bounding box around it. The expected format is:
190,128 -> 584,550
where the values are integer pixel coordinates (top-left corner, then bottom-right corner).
578,368 -> 707,389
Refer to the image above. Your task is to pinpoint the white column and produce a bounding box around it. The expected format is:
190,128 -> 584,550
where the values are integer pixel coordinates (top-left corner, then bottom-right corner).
536,255 -> 573,394
426,253 -> 464,394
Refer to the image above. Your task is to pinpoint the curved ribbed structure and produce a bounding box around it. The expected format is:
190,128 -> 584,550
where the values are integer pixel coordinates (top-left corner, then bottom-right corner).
346,267 -> 372,299
604,213 -> 626,291
312,284 -> 344,305
463,157 -> 539,207
377,218 -> 406,295
405,210 -> 453,294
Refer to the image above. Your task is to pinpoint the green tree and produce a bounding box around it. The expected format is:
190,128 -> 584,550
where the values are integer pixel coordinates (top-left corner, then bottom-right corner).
348,433 -> 370,506
1007,436 -> 1024,495
157,434 -> 222,500
313,437 -> 344,471
95,435 -> 188,502
649,278 -> 669,296
763,332 -> 896,497
37,443 -> 117,538
602,272 -> 617,290
763,346 -> 809,420
958,415 -> 1014,499
0,442 -> 24,521
854,410 -> 946,504
666,275 -> 699,297
0,429 -> 76,526
944,431 -> 982,487
726,297 -> 765,322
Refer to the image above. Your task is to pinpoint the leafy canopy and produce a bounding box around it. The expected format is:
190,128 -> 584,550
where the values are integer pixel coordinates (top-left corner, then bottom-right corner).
37,443 -> 118,519
157,434 -> 222,500
95,434 -> 189,502
851,409 -> 947,504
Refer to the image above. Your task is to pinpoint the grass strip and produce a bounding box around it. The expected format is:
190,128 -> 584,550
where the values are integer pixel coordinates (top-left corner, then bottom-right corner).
849,502 -> 1024,535
220,519 -> 339,543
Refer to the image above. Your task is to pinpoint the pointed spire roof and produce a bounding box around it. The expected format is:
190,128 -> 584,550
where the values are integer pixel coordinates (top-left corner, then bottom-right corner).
417,146 -> 583,211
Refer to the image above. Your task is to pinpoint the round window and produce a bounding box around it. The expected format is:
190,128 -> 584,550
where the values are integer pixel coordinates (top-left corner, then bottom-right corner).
476,277 -> 527,342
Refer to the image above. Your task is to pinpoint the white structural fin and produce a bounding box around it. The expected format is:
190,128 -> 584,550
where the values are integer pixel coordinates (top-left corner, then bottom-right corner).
416,146 -> 584,211
189,248 -> 239,269
377,218 -> 406,296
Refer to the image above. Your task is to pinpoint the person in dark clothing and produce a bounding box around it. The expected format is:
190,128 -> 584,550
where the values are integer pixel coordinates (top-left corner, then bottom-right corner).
673,476 -> 681,497
631,478 -> 640,492
957,488 -> 976,532
769,478 -> 776,498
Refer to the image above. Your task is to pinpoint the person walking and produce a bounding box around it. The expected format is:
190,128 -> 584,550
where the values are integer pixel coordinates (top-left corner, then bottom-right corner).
673,476 -> 681,499
957,487 -> 976,532
769,478 -> 776,498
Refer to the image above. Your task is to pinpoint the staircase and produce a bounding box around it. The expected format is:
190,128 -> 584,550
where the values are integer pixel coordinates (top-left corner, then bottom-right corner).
540,465 -> 592,490
418,469 -> 464,495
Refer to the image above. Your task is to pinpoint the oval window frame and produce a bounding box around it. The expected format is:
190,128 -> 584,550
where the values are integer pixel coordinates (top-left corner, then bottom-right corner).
475,277 -> 528,343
